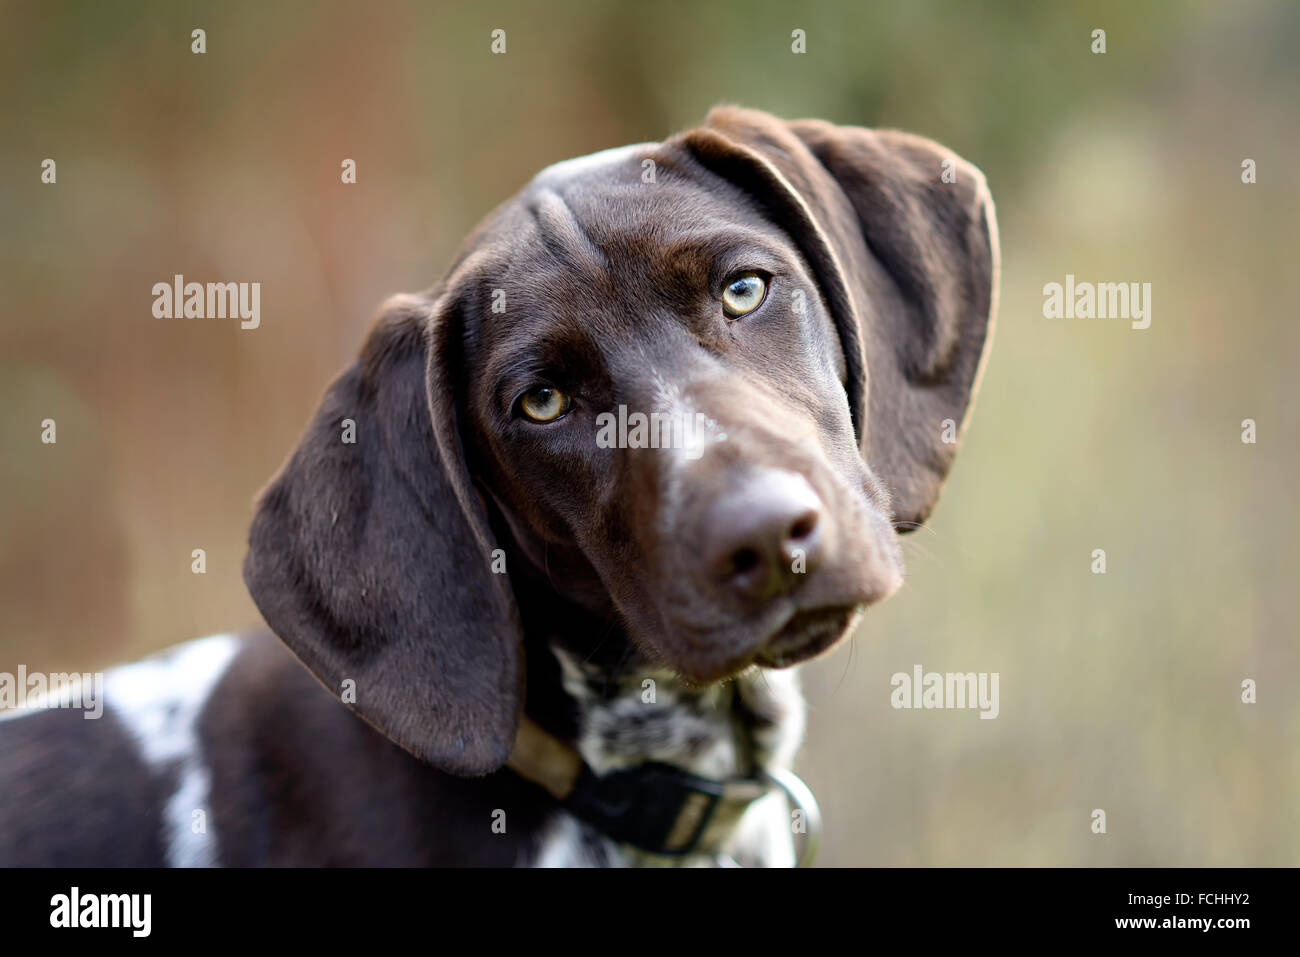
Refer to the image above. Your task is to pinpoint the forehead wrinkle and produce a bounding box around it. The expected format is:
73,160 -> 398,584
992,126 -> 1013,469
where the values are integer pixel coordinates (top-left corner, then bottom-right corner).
528,189 -> 611,275
486,314 -> 600,388
654,226 -> 777,262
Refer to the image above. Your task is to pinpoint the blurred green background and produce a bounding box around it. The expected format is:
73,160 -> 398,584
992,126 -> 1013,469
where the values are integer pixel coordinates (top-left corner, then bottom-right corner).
1,0 -> 1296,865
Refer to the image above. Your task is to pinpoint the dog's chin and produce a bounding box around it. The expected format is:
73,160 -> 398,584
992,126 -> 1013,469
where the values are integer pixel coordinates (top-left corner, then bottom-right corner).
753,605 -> 864,669
656,604 -> 865,684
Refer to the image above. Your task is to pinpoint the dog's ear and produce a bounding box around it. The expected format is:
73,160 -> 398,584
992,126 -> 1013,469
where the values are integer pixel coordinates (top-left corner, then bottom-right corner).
682,106 -> 999,528
243,292 -> 522,776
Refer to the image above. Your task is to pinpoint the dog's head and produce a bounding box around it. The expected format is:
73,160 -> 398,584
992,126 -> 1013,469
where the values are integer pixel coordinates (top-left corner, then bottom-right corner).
243,107 -> 998,775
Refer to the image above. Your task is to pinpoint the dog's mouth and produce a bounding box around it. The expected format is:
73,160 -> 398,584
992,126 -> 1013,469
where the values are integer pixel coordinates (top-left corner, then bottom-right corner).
754,605 -> 862,668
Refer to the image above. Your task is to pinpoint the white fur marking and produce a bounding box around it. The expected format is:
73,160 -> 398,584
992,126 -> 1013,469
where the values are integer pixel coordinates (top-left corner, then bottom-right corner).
531,814 -> 611,868
535,645 -> 805,867
105,634 -> 240,867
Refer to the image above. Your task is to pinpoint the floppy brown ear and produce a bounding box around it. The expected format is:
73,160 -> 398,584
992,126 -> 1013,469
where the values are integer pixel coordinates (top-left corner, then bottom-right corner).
243,292 -> 523,776
683,106 -> 999,528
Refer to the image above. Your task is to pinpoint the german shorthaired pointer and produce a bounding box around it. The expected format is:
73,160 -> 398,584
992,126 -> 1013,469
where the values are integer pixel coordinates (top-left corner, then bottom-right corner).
0,106 -> 998,866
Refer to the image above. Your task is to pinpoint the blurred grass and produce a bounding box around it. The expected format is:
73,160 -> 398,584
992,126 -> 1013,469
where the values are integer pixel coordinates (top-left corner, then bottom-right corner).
1,0 -> 1296,864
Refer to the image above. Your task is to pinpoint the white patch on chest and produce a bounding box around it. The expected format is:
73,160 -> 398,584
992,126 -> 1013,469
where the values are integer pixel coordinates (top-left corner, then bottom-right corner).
531,646 -> 805,867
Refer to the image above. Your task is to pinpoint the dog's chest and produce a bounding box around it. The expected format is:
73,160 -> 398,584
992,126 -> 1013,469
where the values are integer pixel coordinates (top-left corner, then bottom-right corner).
529,646 -> 805,867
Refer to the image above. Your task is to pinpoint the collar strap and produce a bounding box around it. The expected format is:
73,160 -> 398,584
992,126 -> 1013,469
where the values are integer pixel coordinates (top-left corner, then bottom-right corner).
507,716 -> 820,863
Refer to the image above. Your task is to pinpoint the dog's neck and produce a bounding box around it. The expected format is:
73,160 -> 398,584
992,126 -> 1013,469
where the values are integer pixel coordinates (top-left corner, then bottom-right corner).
504,538 -> 805,779
516,592 -> 806,783
546,641 -> 805,780
509,553 -> 807,866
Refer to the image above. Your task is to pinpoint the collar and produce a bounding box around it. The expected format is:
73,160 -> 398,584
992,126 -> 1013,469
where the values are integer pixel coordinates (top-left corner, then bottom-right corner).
506,715 -> 822,865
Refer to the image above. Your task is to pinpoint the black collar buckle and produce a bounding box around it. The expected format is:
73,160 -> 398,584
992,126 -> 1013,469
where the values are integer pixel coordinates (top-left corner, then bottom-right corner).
564,761 -> 768,858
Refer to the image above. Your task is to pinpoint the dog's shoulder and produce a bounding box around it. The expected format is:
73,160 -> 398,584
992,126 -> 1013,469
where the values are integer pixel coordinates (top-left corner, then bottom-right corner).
0,631 -> 553,866
0,633 -> 248,865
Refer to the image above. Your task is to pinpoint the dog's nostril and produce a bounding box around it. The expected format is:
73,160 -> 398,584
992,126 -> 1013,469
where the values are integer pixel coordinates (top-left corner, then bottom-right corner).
730,547 -> 762,578
788,511 -> 819,543
701,470 -> 826,602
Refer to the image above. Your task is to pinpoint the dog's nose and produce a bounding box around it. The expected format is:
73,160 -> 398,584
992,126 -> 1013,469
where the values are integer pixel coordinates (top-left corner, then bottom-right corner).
703,470 -> 825,603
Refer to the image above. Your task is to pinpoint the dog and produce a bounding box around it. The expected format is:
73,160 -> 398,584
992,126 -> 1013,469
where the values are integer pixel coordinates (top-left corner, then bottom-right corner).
0,106 -> 997,866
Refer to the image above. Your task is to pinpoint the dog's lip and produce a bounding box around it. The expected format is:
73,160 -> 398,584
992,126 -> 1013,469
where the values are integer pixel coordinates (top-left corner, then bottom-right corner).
754,605 -> 861,668
659,600 -> 869,681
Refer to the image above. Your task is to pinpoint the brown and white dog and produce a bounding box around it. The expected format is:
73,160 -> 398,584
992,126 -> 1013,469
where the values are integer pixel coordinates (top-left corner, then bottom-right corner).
0,106 -> 997,867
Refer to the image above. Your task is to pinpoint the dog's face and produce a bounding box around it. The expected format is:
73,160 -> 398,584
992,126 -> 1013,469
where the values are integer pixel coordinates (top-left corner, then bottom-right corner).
461,146 -> 901,681
243,107 -> 998,774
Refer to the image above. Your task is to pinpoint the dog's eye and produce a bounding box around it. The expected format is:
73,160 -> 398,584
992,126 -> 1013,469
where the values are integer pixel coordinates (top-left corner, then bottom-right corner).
518,386 -> 571,423
721,272 -> 767,318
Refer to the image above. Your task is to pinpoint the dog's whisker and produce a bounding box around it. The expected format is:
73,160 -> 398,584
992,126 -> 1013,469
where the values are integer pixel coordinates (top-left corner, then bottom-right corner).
892,520 -> 936,534
899,537 -> 945,569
